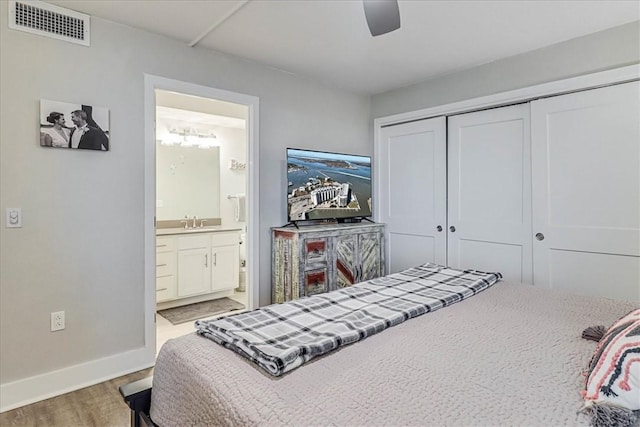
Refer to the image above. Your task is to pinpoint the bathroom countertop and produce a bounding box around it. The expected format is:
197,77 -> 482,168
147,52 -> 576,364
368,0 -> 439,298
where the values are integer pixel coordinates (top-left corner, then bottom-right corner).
156,226 -> 242,236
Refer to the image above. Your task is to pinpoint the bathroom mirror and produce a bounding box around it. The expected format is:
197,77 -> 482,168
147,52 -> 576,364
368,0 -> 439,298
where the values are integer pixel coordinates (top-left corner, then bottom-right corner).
156,142 -> 221,221
154,92 -> 247,223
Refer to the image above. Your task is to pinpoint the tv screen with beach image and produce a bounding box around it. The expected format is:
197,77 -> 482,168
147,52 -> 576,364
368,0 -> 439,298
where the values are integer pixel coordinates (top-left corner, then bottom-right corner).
287,148 -> 372,222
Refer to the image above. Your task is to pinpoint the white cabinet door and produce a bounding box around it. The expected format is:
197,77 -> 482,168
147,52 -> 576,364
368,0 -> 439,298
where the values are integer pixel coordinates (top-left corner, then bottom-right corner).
378,117 -> 447,273
211,245 -> 239,292
531,81 -> 640,301
177,247 -> 211,297
447,103 -> 532,284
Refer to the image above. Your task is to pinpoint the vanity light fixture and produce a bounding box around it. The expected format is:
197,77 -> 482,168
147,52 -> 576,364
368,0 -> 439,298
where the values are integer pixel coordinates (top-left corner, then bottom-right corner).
157,132 -> 183,146
160,128 -> 218,149
196,134 -> 218,149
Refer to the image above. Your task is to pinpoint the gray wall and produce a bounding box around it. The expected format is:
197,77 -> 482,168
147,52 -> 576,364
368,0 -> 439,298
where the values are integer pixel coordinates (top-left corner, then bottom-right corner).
0,9 -> 370,387
371,21 -> 640,119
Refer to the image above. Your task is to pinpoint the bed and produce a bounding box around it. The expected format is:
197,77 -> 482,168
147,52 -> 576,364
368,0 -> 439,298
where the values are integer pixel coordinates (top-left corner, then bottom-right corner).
121,264 -> 638,427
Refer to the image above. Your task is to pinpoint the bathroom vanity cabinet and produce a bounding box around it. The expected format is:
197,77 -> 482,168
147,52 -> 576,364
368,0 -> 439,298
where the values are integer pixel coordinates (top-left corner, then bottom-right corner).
156,236 -> 177,302
177,234 -> 211,297
156,229 -> 240,305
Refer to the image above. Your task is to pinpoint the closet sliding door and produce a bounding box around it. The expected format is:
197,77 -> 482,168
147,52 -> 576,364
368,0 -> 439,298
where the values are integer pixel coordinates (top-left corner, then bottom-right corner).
447,104 -> 533,284
379,117 -> 447,274
531,81 -> 640,301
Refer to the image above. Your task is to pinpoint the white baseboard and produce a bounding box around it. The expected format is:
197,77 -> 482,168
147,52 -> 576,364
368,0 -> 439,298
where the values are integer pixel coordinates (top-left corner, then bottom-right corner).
0,346 -> 155,413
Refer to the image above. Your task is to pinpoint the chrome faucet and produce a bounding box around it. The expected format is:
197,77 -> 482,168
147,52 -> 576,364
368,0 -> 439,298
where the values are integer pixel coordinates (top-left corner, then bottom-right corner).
200,219 -> 207,228
192,216 -> 197,228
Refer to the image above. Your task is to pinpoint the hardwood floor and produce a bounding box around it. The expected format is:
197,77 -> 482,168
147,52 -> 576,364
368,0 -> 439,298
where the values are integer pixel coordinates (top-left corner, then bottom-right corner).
1,292 -> 247,426
0,368 -> 153,427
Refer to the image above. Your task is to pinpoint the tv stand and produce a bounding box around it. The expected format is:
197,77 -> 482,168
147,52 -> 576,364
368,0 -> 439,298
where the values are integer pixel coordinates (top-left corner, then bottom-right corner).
271,222 -> 385,303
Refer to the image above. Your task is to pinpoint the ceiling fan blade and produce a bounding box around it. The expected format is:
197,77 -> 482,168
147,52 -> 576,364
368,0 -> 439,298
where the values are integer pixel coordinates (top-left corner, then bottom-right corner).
363,0 -> 401,37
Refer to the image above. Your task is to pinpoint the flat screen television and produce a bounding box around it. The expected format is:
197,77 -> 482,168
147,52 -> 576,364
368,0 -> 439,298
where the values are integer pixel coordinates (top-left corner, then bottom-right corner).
287,148 -> 372,223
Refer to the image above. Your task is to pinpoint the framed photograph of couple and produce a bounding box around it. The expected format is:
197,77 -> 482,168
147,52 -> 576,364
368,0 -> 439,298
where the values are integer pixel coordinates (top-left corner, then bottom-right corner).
39,99 -> 110,151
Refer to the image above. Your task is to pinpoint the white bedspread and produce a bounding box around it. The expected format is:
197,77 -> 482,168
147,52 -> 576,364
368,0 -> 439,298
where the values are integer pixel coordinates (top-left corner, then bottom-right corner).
150,282 -> 638,426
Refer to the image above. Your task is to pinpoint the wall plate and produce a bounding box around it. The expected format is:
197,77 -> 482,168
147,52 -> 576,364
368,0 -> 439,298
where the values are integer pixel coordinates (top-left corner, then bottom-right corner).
6,208 -> 22,228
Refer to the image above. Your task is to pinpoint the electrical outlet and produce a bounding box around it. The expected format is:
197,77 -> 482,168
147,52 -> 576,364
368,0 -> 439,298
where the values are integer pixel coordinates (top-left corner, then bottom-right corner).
51,311 -> 65,332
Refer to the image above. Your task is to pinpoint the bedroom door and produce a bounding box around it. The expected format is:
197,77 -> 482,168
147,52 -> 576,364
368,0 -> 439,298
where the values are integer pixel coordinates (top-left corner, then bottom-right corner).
378,117 -> 447,273
531,81 -> 640,301
447,103 -> 533,284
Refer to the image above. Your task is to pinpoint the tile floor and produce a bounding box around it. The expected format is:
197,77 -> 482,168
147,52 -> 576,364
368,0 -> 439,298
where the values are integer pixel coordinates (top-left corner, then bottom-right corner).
156,290 -> 247,354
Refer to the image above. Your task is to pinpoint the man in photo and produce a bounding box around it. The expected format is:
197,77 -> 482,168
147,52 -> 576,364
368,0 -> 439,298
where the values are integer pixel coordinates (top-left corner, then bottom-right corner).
69,109 -> 109,151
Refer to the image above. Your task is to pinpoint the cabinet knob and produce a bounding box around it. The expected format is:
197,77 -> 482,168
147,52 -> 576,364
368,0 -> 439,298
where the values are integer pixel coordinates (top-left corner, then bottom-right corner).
535,232 -> 545,241
436,225 -> 442,232
449,226 -> 456,233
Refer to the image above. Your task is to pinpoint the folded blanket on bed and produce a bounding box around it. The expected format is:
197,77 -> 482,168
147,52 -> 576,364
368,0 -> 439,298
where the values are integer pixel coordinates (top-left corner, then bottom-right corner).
196,263 -> 502,376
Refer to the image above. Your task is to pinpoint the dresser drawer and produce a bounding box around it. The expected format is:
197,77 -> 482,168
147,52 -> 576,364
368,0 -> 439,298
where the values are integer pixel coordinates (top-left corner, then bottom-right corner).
156,275 -> 176,302
304,268 -> 327,297
178,234 -> 211,250
304,238 -> 327,264
156,236 -> 175,253
156,251 -> 176,277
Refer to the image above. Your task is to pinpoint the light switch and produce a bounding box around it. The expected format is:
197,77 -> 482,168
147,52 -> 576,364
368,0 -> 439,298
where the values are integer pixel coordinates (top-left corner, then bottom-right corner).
6,208 -> 22,228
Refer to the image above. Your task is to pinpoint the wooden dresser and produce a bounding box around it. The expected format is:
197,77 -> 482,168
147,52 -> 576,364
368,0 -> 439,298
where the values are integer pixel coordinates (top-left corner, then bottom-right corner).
271,223 -> 385,303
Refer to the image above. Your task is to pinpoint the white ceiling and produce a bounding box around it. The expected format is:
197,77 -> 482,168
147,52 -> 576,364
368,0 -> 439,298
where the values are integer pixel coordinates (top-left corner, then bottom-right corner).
48,0 -> 639,95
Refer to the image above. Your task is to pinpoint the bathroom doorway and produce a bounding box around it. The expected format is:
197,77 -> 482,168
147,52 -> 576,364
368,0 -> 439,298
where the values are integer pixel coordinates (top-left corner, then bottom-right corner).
143,75 -> 259,356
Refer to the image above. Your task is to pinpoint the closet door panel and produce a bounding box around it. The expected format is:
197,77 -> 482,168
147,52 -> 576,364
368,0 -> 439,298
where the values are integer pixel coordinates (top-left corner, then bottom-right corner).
379,117 -> 447,273
448,103 -> 532,284
457,240 -> 524,282
531,81 -> 640,301
388,233 -> 435,273
457,120 -> 524,225
548,250 -> 639,300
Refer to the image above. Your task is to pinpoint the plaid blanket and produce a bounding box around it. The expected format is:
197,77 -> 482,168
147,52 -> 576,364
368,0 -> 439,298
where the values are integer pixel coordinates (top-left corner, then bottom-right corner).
196,263 -> 502,376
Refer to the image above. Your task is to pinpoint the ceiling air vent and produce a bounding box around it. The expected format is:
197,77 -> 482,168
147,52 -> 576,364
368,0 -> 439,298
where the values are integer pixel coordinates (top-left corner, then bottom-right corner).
8,0 -> 90,46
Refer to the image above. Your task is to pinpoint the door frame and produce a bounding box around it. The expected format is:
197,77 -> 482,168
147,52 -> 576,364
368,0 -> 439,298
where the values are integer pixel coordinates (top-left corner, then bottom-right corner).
373,64 -> 639,272
143,74 -> 259,357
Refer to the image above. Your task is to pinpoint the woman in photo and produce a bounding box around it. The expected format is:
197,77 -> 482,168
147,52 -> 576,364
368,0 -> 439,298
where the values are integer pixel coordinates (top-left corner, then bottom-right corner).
41,112 -> 71,148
